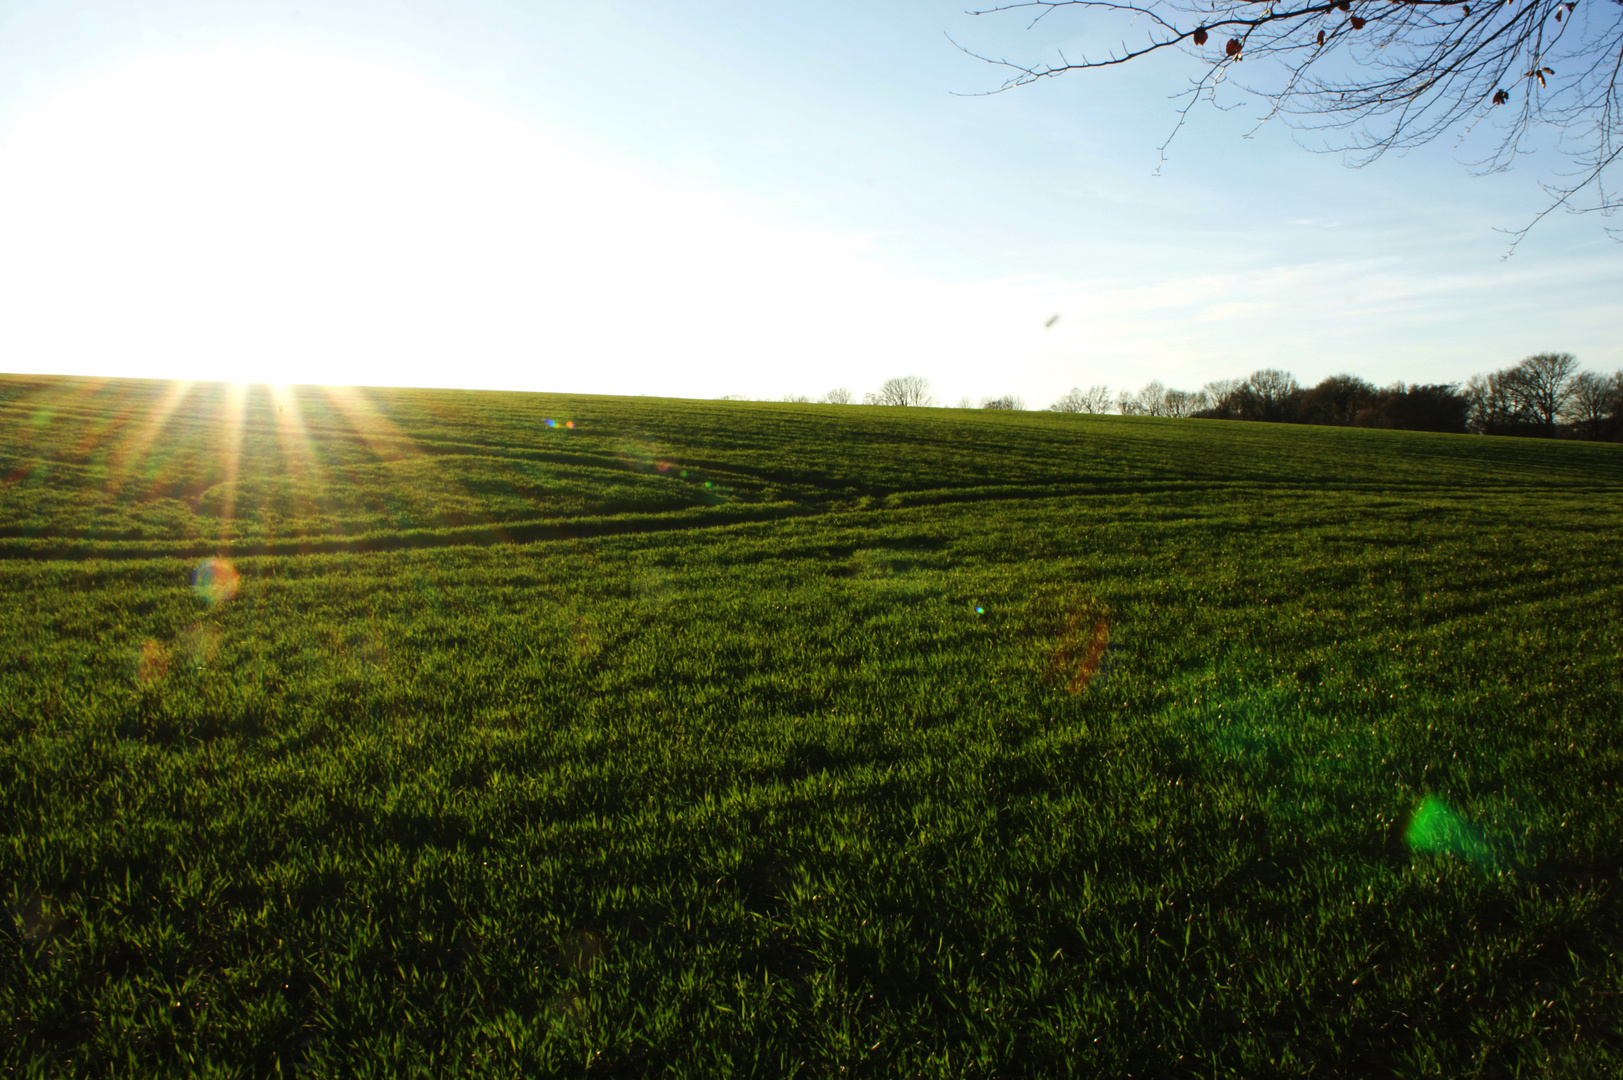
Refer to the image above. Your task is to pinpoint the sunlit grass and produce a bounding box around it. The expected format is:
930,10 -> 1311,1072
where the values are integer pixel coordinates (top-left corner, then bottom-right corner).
1,374 -> 1620,1076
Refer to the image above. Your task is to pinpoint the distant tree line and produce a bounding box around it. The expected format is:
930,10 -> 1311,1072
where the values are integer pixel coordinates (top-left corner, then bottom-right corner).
748,353 -> 1622,441
736,379 -> 928,407
1047,352 -> 1623,441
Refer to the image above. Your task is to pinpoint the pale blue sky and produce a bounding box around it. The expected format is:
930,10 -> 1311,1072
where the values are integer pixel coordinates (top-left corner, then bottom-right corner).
1,0 -> 1618,407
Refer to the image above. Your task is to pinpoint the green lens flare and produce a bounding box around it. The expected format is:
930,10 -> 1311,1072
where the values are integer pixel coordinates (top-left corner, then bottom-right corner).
1405,795 -> 1493,867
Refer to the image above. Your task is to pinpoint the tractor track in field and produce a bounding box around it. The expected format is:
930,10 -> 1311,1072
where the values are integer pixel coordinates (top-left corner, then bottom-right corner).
1,479 -> 1618,563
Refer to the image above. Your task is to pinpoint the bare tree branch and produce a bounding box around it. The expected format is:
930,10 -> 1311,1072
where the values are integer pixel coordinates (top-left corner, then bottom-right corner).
962,0 -> 1623,245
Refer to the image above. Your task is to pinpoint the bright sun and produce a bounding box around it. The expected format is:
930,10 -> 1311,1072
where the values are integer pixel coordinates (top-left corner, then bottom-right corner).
0,46 -> 651,388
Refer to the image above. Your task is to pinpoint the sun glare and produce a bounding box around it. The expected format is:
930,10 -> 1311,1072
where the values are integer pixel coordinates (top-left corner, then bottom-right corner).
0,46 -> 603,387
2,38 -> 1146,403
0,43 -> 1056,397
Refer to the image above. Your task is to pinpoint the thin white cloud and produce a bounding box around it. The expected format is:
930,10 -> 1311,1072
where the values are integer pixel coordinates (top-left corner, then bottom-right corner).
1198,301 -> 1277,322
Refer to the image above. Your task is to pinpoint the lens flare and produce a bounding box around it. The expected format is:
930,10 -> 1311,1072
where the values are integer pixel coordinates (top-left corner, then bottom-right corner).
548,992 -> 589,1029
177,622 -> 223,668
1048,614 -> 1111,694
560,928 -> 604,971
191,558 -> 240,604
136,638 -> 170,684
616,436 -> 670,475
1405,796 -> 1493,868
7,893 -> 59,944
358,628 -> 388,668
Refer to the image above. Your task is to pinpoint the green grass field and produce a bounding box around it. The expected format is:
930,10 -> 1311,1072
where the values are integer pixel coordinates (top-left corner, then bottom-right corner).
3,373 -> 1622,1077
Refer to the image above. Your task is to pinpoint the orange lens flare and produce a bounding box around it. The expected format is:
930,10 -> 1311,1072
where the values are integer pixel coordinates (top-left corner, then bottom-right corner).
136,639 -> 170,684
1047,612 -> 1111,694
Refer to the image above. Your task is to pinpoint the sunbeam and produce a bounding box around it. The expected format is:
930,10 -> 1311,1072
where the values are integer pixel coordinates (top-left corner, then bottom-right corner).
101,380 -> 193,505
215,382 -> 250,544
265,383 -> 328,544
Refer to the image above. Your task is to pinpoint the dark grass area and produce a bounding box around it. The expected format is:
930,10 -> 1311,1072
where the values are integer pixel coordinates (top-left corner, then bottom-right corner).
2,374 -> 1622,1076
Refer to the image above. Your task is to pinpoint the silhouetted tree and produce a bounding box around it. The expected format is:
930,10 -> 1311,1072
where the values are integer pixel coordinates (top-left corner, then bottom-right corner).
1353,383 -> 1470,433
1299,374 -> 1377,426
824,388 -> 854,405
871,375 -> 938,407
1135,380 -> 1169,416
981,394 -> 1025,410
1162,388 -> 1206,418
1564,369 -> 1623,440
1125,381 -> 1205,418
1191,371 -> 1301,422
1247,369 -> 1303,423
1465,352 -> 1580,436
1508,352 -> 1581,434
1609,372 -> 1623,441
1048,385 -> 1113,413
1196,379 -> 1245,420
1464,370 -> 1537,435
